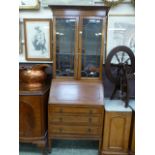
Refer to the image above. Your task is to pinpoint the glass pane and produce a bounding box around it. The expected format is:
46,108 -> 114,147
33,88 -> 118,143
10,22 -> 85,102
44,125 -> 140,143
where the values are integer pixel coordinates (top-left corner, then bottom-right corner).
81,18 -> 103,78
56,18 -> 76,77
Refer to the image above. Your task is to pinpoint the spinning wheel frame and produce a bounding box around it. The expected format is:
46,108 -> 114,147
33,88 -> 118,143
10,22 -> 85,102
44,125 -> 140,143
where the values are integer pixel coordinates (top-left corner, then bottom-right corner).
105,46 -> 135,84
105,46 -> 135,107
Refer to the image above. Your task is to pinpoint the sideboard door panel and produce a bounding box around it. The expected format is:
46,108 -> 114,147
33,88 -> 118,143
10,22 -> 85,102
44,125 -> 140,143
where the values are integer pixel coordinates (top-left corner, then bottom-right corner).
109,116 -> 125,150
103,112 -> 132,153
19,96 -> 42,137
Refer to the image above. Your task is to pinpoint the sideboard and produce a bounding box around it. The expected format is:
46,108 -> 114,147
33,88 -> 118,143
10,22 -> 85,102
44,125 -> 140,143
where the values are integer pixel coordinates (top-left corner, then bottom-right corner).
101,100 -> 132,155
19,85 -> 50,155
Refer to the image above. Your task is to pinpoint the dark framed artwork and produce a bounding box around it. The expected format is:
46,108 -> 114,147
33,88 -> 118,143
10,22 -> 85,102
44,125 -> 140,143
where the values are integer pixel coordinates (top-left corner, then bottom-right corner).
24,19 -> 52,61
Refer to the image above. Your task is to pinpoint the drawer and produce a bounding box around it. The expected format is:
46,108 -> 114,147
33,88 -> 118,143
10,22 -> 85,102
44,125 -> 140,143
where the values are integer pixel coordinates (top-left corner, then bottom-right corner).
48,106 -> 103,115
49,125 -> 100,135
48,115 -> 101,125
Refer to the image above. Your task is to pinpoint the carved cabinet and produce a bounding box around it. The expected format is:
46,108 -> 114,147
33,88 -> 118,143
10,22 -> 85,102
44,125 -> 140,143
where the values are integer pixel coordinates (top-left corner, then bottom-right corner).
48,79 -> 104,154
101,100 -> 132,155
19,85 -> 50,154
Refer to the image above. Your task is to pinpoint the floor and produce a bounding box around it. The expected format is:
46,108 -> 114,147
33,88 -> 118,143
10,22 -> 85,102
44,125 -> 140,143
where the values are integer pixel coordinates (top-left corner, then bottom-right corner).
19,140 -> 99,155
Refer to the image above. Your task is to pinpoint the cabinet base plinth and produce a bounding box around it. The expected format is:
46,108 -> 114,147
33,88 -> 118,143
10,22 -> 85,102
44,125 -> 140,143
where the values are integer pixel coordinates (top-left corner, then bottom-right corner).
20,132 -> 47,155
101,150 -> 129,155
129,151 -> 135,155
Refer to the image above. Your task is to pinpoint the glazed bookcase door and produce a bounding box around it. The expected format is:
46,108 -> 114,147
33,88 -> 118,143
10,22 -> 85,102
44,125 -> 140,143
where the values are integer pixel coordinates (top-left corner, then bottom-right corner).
78,17 -> 105,80
53,17 -> 79,78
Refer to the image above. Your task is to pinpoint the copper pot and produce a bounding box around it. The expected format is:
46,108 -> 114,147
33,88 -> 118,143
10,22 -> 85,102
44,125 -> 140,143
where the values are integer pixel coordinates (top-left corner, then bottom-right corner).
19,64 -> 50,90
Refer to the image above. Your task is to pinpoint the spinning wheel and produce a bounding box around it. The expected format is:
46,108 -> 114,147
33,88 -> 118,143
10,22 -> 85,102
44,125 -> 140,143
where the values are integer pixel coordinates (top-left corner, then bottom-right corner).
105,46 -> 135,107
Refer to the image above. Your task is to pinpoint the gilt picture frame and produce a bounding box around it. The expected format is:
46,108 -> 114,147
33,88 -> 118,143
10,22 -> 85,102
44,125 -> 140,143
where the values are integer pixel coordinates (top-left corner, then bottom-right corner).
24,19 -> 52,61
19,0 -> 40,10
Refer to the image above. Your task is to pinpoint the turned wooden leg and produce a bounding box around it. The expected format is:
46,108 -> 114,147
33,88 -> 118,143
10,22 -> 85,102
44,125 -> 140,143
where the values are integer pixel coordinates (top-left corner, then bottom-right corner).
37,141 -> 47,155
42,150 -> 48,155
98,139 -> 102,155
48,138 -> 52,153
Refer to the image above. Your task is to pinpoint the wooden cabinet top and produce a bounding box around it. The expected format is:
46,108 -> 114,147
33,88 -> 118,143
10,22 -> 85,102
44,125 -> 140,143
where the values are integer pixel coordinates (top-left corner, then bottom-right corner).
49,79 -> 104,106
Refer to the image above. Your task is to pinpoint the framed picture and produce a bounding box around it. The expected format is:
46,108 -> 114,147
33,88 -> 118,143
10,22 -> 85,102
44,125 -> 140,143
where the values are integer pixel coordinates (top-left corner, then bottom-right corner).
19,21 -> 22,54
106,15 -> 135,56
19,0 -> 40,10
24,19 -> 52,61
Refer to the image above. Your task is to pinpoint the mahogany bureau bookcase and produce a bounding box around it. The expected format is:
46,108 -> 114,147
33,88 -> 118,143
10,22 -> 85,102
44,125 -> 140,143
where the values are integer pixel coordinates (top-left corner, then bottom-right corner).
47,6 -> 108,155
19,85 -> 50,155
48,79 -> 104,154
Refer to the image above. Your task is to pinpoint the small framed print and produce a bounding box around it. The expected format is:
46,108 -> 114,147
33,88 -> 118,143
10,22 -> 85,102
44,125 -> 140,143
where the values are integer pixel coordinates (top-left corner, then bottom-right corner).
24,19 -> 52,61
19,0 -> 40,10
19,21 -> 22,54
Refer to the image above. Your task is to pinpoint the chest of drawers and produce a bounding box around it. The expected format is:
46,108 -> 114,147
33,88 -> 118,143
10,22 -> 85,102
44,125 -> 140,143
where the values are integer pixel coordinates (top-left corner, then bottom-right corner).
48,79 -> 104,154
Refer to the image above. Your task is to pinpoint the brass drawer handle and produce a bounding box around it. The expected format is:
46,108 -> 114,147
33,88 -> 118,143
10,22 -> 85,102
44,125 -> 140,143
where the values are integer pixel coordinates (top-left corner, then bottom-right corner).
89,118 -> 92,123
59,117 -> 63,122
59,109 -> 63,113
87,128 -> 91,133
89,110 -> 93,114
59,128 -> 63,132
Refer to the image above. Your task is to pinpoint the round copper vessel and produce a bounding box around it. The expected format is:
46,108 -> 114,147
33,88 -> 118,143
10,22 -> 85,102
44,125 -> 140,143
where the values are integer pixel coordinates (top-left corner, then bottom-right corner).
19,64 -> 49,90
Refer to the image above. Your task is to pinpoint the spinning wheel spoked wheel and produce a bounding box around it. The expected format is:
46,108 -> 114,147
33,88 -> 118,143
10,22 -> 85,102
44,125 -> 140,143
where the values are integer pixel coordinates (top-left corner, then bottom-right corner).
105,46 -> 135,107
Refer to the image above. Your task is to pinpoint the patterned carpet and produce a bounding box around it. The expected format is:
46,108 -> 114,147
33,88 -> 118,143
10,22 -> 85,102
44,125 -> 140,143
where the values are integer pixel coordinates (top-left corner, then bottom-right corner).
19,140 -> 99,155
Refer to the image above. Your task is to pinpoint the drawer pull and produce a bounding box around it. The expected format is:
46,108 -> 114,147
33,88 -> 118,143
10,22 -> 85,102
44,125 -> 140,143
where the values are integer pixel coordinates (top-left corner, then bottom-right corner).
89,110 -> 93,114
59,117 -> 63,122
89,118 -> 92,123
59,128 -> 63,132
87,128 -> 91,133
59,109 -> 63,113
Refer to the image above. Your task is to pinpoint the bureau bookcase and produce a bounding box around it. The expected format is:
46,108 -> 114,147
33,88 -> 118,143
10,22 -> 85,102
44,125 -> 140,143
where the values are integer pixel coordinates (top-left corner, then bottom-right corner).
47,6 -> 108,154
